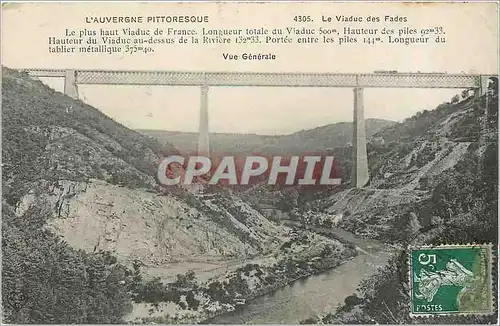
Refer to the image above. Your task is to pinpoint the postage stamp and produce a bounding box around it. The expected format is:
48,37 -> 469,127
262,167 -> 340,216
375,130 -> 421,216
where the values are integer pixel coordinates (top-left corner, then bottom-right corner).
409,244 -> 494,317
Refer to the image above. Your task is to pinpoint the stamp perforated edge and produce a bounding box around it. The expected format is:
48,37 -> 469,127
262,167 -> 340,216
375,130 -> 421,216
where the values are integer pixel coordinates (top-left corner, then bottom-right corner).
407,243 -> 496,319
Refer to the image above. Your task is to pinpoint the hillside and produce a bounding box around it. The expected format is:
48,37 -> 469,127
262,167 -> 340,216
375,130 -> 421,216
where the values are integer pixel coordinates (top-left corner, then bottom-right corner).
139,118 -> 395,156
296,83 -> 498,324
2,69 -> 180,205
1,67 -> 285,260
1,67 -> 357,324
306,89 -> 498,242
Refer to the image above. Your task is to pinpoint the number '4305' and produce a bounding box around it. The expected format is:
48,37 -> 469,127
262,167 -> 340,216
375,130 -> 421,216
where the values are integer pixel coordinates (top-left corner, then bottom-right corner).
294,16 -> 312,22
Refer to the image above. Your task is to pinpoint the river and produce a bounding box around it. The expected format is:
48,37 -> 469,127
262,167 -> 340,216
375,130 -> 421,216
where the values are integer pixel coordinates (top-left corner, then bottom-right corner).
206,223 -> 392,324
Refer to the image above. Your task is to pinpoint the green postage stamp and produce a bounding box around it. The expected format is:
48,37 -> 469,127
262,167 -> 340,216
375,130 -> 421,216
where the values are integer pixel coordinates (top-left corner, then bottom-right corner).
409,244 -> 494,316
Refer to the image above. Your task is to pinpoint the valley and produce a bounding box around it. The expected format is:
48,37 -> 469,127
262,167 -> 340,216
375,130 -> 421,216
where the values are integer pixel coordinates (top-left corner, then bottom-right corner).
1,66 -> 498,325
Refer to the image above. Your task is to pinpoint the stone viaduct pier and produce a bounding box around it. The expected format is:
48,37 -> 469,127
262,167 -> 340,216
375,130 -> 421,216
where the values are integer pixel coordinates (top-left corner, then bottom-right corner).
22,68 -> 493,188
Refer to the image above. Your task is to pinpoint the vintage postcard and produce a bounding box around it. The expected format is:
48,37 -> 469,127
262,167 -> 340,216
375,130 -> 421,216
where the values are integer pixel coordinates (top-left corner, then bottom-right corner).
1,1 -> 498,324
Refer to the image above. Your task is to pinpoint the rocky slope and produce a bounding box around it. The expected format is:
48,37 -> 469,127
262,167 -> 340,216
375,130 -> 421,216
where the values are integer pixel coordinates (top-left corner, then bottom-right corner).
297,89 -> 498,243
15,180 -> 283,272
300,84 -> 498,324
2,67 -> 357,323
2,67 -> 289,270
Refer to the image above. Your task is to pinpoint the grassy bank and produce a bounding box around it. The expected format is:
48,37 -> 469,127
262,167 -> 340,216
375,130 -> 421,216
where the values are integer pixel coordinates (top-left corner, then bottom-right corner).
126,232 -> 357,324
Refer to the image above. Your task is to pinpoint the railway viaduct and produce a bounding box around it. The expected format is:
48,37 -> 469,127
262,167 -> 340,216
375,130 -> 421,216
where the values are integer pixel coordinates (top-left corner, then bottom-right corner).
22,68 -> 493,188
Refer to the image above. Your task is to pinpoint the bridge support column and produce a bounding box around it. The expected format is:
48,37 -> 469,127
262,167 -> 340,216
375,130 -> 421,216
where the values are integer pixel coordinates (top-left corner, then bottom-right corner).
197,84 -> 210,157
474,75 -> 490,98
64,69 -> 79,99
479,75 -> 490,96
351,87 -> 369,188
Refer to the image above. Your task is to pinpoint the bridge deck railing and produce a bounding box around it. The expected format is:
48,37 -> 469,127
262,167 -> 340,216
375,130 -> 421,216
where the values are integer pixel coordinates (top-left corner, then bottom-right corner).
21,68 -> 487,88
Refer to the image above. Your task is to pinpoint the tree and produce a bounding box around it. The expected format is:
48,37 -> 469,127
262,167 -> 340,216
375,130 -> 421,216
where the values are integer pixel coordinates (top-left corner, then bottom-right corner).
461,89 -> 470,99
408,212 -> 421,236
172,270 -> 198,292
2,202 -> 133,324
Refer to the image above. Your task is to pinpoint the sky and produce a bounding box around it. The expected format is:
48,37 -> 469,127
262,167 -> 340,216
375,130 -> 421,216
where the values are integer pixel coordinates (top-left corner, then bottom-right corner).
2,2 -> 498,135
